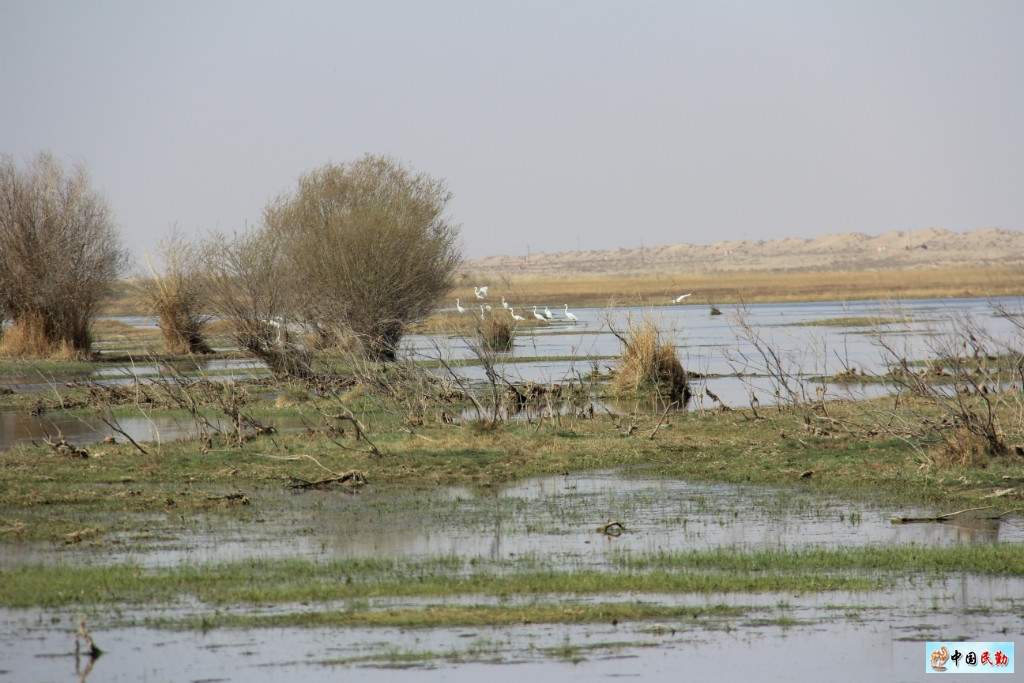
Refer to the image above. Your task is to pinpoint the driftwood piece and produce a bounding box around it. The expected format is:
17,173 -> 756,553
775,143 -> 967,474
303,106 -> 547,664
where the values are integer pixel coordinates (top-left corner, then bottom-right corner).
75,614 -> 101,657
63,527 -> 101,545
890,505 -> 1009,525
206,491 -> 251,505
980,488 -> 1017,499
43,433 -> 89,458
288,470 -> 368,490
597,520 -> 625,536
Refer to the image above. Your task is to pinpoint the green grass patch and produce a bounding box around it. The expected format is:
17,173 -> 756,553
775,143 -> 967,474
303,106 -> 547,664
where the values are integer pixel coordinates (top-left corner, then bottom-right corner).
0,553 -> 887,610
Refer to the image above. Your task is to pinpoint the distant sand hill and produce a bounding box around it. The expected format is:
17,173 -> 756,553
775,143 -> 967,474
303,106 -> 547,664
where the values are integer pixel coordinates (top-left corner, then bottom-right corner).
466,228 -> 1024,277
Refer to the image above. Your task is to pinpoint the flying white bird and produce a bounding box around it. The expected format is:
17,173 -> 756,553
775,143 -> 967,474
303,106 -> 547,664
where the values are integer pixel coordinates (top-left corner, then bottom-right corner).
673,293 -> 693,303
455,298 -> 466,314
510,307 -> 526,321
474,286 -> 488,299
563,304 -> 578,323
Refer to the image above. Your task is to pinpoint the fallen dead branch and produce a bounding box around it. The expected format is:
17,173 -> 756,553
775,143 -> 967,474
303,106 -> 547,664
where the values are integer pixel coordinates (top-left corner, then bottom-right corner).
890,505 -> 1009,524
980,488 -> 1017,499
43,433 -> 89,458
63,527 -> 101,545
288,470 -> 368,490
597,520 -> 625,536
206,491 -> 251,505
99,415 -> 148,455
75,614 -> 101,657
647,400 -> 680,440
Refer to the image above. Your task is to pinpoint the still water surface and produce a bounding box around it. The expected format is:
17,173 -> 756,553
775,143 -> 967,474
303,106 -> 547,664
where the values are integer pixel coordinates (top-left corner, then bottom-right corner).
2,296 -> 1022,450
2,473 -> 1022,679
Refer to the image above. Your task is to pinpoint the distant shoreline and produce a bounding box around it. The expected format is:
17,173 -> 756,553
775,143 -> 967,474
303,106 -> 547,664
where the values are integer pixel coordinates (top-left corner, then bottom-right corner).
464,227 -> 1024,279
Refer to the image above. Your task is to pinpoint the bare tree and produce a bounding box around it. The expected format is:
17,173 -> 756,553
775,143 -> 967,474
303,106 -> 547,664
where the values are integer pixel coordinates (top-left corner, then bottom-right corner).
200,227 -> 312,378
0,153 -> 128,357
264,155 -> 462,361
140,225 -> 211,355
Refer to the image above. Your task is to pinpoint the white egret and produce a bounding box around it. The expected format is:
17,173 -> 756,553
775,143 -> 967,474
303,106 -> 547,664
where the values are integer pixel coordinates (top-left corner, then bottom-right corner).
510,307 -> 526,322
563,304 -> 578,323
673,293 -> 693,303
532,306 -> 546,322
501,296 -> 510,310
455,298 -> 466,314
543,306 -> 553,319
264,316 -> 284,344
474,286 -> 488,299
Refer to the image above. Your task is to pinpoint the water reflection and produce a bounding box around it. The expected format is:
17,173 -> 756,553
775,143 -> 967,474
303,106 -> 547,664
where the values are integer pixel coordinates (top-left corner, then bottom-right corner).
0,411 -> 314,449
4,471 -> 1019,570
3,571 -> 1022,682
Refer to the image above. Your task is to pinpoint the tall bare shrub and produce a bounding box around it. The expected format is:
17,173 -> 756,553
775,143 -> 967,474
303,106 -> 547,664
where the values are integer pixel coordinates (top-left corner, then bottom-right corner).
140,227 -> 211,355
200,227 -> 312,378
0,153 -> 128,358
264,155 -> 462,361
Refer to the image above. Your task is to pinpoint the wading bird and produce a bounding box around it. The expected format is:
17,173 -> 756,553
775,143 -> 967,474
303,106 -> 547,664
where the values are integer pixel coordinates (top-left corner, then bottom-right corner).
532,306 -> 546,322
455,298 -> 466,314
543,306 -> 553,319
563,304 -> 578,323
474,286 -> 488,299
510,307 -> 526,322
502,296 -> 510,310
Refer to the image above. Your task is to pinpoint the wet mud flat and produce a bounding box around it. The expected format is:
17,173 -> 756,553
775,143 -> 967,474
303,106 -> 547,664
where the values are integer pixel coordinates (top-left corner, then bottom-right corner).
2,470 -> 1022,681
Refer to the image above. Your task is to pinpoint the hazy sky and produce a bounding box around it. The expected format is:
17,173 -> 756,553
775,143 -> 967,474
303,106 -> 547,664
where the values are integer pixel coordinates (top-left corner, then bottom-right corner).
2,1 -> 1022,264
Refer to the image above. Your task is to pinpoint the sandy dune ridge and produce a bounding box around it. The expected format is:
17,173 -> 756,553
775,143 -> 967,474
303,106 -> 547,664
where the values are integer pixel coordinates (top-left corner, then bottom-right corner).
466,228 -> 1024,277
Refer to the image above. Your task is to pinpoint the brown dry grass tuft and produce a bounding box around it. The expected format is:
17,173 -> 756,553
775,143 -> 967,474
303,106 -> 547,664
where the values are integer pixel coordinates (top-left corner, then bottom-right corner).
477,315 -> 516,352
932,428 -> 998,470
612,317 -> 690,406
0,311 -> 85,360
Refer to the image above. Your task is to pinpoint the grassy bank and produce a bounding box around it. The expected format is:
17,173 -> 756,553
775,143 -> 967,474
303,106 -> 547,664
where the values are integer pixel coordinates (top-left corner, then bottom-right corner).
5,542 -> 1024,617
1,393 -> 1021,542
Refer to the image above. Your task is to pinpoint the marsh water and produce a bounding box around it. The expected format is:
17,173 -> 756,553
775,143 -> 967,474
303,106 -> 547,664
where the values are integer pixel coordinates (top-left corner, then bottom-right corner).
2,297 -> 1023,680
2,296 -> 1022,450
2,471 -> 1023,680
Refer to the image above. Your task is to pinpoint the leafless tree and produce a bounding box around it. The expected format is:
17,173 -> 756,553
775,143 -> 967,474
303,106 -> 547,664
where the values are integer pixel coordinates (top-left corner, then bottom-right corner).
0,153 -> 128,357
139,225 -> 211,355
200,227 -> 312,378
263,154 -> 462,361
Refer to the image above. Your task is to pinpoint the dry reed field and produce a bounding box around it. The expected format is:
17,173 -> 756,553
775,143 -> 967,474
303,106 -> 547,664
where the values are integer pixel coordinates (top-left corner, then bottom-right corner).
455,265 -> 1024,310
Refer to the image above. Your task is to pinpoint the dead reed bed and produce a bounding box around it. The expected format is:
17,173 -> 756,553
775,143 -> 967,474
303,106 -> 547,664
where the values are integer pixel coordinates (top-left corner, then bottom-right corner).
458,265 -> 1024,309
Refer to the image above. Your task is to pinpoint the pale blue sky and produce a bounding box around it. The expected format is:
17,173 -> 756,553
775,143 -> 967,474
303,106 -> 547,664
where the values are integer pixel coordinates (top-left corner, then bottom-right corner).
2,1 -> 1022,264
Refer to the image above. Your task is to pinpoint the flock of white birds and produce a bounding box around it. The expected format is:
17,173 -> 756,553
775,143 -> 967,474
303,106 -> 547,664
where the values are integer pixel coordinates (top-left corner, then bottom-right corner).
454,288 -> 693,324
455,286 -> 579,324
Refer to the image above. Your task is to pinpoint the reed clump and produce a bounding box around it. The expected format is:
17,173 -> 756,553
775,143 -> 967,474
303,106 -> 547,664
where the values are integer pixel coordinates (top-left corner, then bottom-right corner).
611,317 -> 691,406
477,315 -> 515,352
0,311 -> 83,360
